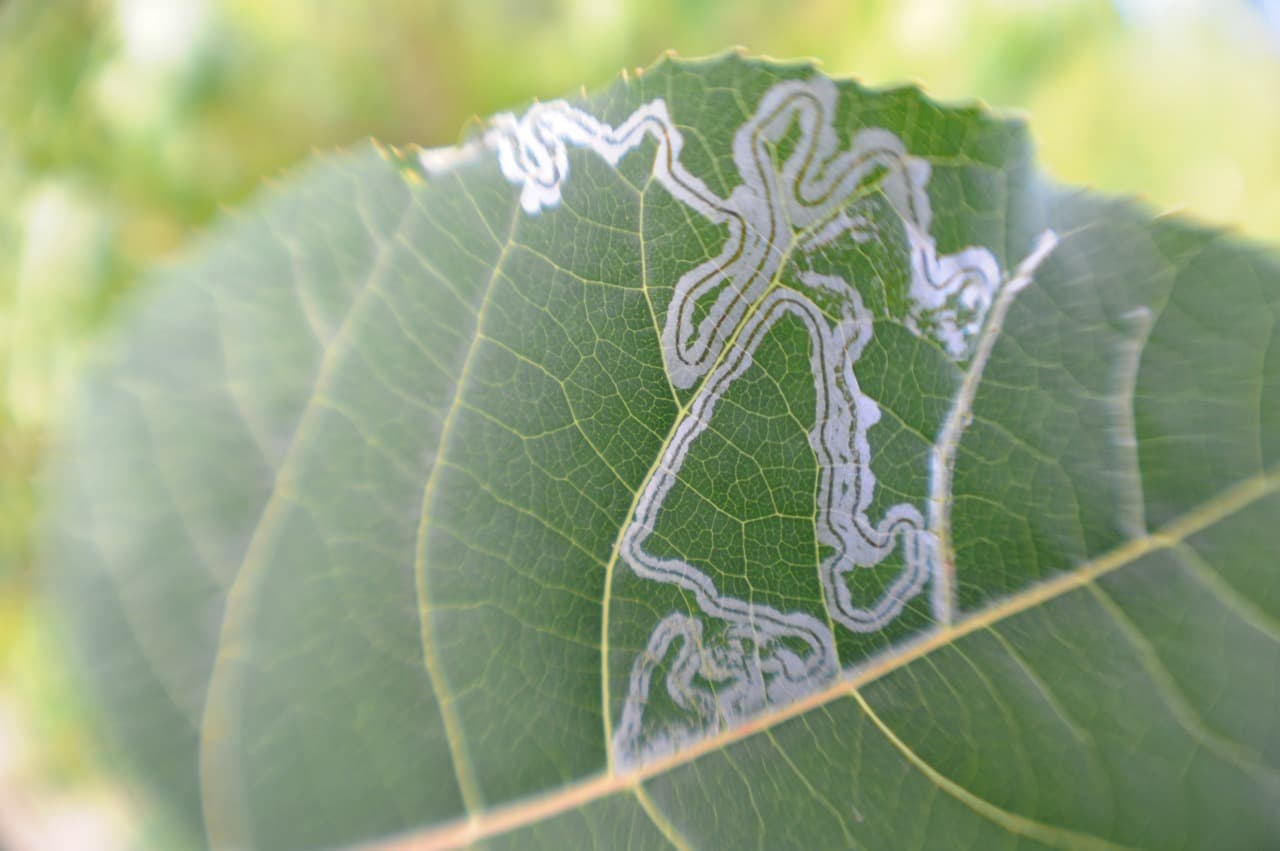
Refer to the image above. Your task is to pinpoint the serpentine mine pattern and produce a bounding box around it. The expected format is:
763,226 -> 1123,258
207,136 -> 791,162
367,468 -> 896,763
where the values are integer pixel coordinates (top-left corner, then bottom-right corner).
421,76 -> 1057,769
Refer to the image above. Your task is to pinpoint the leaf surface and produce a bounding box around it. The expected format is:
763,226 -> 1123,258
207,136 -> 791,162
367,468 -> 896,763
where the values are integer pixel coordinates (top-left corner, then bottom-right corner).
46,55 -> 1280,850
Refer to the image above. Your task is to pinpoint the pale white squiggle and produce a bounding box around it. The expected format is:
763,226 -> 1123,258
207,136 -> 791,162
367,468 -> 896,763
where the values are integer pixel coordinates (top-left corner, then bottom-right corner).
611,279 -> 931,766
1110,306 -> 1155,539
422,80 -> 1005,380
420,98 -> 724,221
799,210 -> 872,253
925,230 -> 1061,628
438,77 -> 1056,767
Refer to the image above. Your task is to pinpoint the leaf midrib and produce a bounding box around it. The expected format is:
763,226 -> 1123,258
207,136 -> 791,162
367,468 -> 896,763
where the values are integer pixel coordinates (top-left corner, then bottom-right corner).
366,467 -> 1280,851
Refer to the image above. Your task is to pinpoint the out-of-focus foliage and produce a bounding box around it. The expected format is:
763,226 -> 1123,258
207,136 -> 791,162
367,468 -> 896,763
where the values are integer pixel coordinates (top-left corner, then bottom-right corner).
4,0 -> 1280,578
0,0 -> 1277,847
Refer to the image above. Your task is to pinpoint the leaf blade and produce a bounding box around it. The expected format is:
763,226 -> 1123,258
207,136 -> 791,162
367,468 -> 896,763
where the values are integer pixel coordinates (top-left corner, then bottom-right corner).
45,54 -> 1280,850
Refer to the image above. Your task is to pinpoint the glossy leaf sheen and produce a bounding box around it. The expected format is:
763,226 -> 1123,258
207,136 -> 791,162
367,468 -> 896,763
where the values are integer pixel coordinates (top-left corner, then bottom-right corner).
47,56 -> 1280,850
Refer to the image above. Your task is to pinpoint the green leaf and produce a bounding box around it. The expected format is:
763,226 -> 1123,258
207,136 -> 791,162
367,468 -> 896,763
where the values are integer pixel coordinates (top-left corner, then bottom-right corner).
45,53 -> 1280,850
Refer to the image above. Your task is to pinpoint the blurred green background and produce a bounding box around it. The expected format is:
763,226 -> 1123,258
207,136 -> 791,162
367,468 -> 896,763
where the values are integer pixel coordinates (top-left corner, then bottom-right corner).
1,0 -> 1278,846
